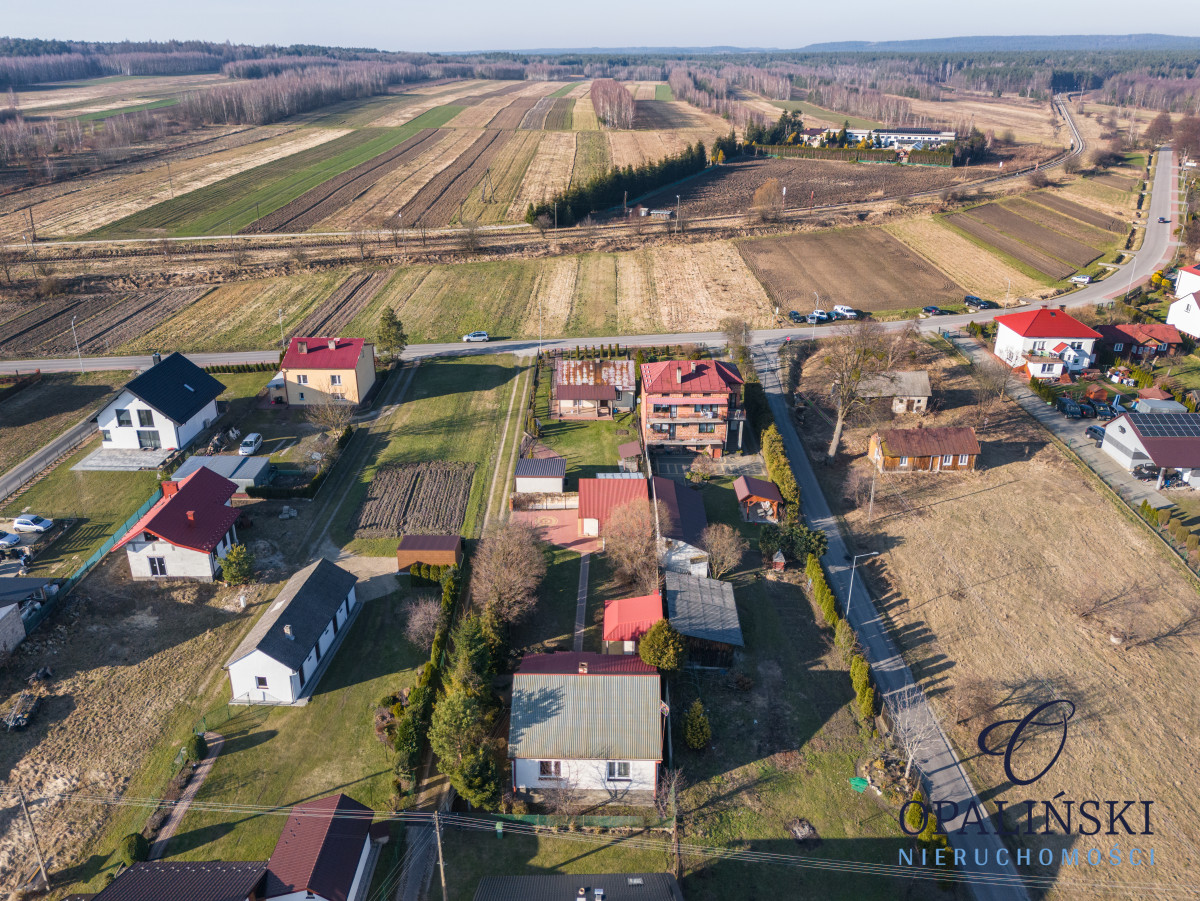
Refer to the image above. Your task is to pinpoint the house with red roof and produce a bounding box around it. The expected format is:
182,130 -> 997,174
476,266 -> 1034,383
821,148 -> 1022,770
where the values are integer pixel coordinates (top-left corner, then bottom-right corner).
1095,322 -> 1183,361
577,476 -> 649,538
1167,267 -> 1200,340
602,593 -> 663,654
280,336 -> 377,406
113,467 -> 240,581
639,360 -> 744,458
992,307 -> 1101,379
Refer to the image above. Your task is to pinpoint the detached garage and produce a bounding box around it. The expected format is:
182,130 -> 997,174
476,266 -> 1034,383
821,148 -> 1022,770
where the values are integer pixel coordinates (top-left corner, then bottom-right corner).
513,457 -> 566,494
396,535 -> 464,573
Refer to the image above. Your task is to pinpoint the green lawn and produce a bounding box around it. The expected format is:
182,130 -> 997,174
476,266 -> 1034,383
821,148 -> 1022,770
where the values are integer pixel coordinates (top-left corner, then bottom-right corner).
92,115 -> 460,238
73,97 -> 179,122
2,441 -> 160,578
531,362 -> 630,488
165,594 -> 424,862
510,547 -> 581,652
771,100 -> 883,131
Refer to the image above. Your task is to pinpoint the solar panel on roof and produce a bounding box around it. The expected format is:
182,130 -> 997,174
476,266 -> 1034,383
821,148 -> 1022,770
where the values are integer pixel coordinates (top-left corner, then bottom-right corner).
1129,413 -> 1200,438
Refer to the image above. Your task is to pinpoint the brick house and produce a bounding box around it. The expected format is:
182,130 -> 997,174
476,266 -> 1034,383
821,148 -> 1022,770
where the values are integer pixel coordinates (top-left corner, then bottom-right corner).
1095,323 -> 1184,361
640,360 -> 744,458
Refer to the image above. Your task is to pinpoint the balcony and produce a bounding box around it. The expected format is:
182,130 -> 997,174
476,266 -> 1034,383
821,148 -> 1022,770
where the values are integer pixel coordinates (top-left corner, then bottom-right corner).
646,409 -> 739,423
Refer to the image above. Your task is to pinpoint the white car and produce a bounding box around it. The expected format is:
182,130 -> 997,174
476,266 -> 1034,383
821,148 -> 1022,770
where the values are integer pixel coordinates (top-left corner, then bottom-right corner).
13,514 -> 53,533
832,305 -> 857,318
0,530 -> 19,549
239,433 -> 263,456
1070,275 -> 1091,285
462,331 -> 490,343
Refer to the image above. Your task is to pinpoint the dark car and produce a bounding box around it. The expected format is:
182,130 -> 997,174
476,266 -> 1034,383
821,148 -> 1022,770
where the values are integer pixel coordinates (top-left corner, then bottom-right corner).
1133,463 -> 1161,482
1087,399 -> 1116,419
1076,400 -> 1095,418
1158,217 -> 1169,224
788,310 -> 803,323
1057,397 -> 1082,418
963,295 -> 999,311
1085,424 -> 1106,443
922,306 -> 950,316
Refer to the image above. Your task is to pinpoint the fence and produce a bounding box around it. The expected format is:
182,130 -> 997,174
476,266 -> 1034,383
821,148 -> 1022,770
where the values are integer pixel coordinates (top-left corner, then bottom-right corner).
22,486 -> 163,635
481,813 -> 671,829
0,417 -> 98,504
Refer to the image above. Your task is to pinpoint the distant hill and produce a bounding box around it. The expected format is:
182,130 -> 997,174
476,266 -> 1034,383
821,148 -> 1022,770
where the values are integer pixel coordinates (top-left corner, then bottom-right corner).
800,34 -> 1200,52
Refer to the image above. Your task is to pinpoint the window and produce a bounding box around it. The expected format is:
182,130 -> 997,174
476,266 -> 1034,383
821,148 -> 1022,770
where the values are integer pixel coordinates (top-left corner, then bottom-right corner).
148,557 -> 167,577
652,404 -> 672,415
942,454 -> 953,465
1040,364 -> 1054,374
959,455 -> 970,465
698,423 -> 716,434
255,676 -> 268,689
693,404 -> 718,414
899,456 -> 909,467
330,374 -> 342,386
137,430 -> 161,449
115,408 -> 132,427
1159,343 -> 1168,352
1113,343 -> 1124,352
101,429 -> 112,442
296,374 -> 309,385
298,392 -> 305,401
539,761 -> 562,779
607,761 -> 631,781
137,409 -> 154,427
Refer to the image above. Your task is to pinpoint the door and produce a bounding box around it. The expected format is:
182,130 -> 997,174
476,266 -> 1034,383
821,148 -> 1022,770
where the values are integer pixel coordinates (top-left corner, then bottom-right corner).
137,430 -> 161,449
931,456 -> 940,472
148,557 -> 167,577
906,398 -> 915,412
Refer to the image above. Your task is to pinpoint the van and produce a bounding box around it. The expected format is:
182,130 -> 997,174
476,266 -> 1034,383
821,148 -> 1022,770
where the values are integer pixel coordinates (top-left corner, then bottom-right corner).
1070,275 -> 1091,285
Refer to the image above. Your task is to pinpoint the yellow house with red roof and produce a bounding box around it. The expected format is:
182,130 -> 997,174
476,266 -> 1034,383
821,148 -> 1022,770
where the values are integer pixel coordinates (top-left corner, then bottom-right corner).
280,336 -> 376,405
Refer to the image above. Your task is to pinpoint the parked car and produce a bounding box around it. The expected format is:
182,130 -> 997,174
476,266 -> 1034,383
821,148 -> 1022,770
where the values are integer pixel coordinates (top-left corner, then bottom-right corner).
1158,217 -> 1169,224
1088,400 -> 1116,419
805,313 -> 821,325
968,297 -> 999,310
12,514 -> 52,533
1085,424 -> 1106,443
812,309 -> 831,322
462,331 -> 490,342
922,305 -> 950,316
238,433 -> 263,456
1076,401 -> 1095,419
0,530 -> 19,549
788,310 -> 803,323
1057,397 -> 1083,418
1133,463 -> 1161,482
1070,275 -> 1092,285
832,305 -> 858,319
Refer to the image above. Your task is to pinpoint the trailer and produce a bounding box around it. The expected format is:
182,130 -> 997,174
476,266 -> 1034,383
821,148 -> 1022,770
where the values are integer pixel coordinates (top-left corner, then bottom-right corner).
4,691 -> 40,731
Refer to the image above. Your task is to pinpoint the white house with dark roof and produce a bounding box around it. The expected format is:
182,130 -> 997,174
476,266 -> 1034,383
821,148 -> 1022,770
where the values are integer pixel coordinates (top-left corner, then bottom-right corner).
225,559 -> 359,704
1166,266 -> 1200,340
95,352 -> 225,452
1100,413 -> 1200,487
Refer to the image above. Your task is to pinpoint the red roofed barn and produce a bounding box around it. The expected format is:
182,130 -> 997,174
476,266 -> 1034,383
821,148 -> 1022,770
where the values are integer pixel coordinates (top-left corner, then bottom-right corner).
280,336 -> 377,406
113,467 -> 240,581
640,360 -> 744,458
992,308 -> 1101,379
578,477 -> 649,537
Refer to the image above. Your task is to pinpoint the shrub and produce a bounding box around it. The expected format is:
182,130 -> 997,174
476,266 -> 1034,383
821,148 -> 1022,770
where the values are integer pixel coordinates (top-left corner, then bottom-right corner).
221,544 -> 254,585
184,732 -> 208,763
683,699 -> 711,750
905,789 -> 926,833
639,620 -> 687,672
834,619 -> 857,659
857,684 -> 876,721
1158,507 -> 1171,529
118,833 -> 149,867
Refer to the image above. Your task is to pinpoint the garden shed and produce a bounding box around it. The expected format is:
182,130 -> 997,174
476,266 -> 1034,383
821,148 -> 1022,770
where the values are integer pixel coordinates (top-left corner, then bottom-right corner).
396,534 -> 464,572
664,571 -> 744,669
513,456 -> 566,494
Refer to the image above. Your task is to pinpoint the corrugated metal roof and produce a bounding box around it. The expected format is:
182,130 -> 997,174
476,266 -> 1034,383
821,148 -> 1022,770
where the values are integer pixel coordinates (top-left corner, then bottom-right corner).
91,862 -> 266,901
603,594 -> 664,641
556,359 -> 636,391
858,370 -> 931,399
578,478 -> 648,529
641,360 -> 742,395
515,457 -> 567,478
473,874 -> 684,901
877,426 -> 980,458
283,336 -> 368,370
173,454 -> 271,485
664,572 -> 743,647
558,384 -> 617,401
265,794 -> 374,901
397,534 -> 463,552
517,652 -> 657,676
509,667 -> 662,761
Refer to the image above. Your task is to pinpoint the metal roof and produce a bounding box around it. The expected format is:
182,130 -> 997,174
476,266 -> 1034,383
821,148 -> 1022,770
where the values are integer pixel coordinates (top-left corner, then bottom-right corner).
558,384 -> 617,401
112,467 -> 239,554
473,874 -> 684,901
91,862 -> 266,901
603,593 -> 664,642
121,352 -> 225,425
876,426 -> 980,458
578,478 -> 648,529
994,309 -> 1101,340
173,454 -> 271,486
652,476 -> 707,546
733,475 -> 783,505
265,794 -> 374,901
515,457 -> 567,478
226,559 -> 357,670
556,358 -> 636,392
641,360 -> 742,395
858,370 -> 931,399
664,572 -> 744,647
596,472 -> 644,479
396,534 -> 463,552
517,652 -> 657,676
509,657 -> 662,761
282,336 -> 369,371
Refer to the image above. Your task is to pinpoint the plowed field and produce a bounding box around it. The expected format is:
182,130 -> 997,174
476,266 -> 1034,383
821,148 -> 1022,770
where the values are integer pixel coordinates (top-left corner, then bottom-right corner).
945,213 -> 1075,280
508,132 -> 576,218
351,461 -> 475,537
1033,191 -> 1126,232
543,98 -> 574,131
737,228 -> 965,311
240,128 -> 444,234
400,130 -> 512,226
962,203 -> 1102,268
1003,198 -> 1117,248
295,271 -> 392,337
488,97 -> 539,130
520,96 -> 555,130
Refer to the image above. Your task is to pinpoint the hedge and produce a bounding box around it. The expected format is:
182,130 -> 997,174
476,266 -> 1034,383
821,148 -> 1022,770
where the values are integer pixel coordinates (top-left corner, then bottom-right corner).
762,425 -> 801,520
808,554 -> 877,721
204,361 -> 276,374
759,144 -> 897,163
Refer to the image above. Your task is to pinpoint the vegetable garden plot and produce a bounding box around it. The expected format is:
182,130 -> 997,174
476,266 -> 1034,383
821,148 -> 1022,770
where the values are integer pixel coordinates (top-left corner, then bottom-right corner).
944,213 -> 1075,280
962,203 -> 1102,268
351,461 -> 475,538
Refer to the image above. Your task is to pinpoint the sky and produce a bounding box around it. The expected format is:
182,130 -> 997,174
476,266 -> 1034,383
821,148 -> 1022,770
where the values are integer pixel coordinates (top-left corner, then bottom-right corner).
2,0 -> 1158,53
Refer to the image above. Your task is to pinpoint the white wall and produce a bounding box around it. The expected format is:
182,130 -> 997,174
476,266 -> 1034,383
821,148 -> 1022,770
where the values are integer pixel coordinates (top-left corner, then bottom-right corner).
994,324 -> 1096,372
125,541 -> 218,581
661,540 -> 709,578
229,648 -> 300,703
97,393 -> 217,451
0,604 -> 25,654
514,476 -> 565,494
993,324 -> 1026,368
1100,418 -> 1151,470
1167,297 -> 1200,340
512,757 -> 658,794
581,517 -> 599,537
1177,270 -> 1200,300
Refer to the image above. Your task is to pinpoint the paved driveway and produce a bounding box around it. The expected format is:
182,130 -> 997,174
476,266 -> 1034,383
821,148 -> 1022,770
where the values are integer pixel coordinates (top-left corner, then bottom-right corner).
511,508 -> 601,554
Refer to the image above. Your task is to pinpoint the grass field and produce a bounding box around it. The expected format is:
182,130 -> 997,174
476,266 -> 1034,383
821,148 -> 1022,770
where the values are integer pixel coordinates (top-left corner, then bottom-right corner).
92,121 -> 458,238
549,83 -> 577,98
72,97 -> 179,122
772,99 -> 882,131
0,371 -> 129,475
459,131 -> 542,224
655,83 -> 675,102
571,130 -> 608,187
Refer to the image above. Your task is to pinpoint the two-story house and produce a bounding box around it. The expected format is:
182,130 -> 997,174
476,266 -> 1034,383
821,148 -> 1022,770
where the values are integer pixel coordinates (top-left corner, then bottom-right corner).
992,307 -> 1101,379
1095,322 -> 1184,361
554,358 -> 636,418
279,337 -> 377,406
1166,266 -> 1200,340
639,360 -> 744,458
94,352 -> 225,452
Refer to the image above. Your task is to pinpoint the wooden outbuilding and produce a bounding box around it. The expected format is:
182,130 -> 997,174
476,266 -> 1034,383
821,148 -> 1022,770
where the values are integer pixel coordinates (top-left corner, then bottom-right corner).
396,535 -> 463,572
617,440 -> 643,473
733,475 -> 783,522
869,426 -> 980,473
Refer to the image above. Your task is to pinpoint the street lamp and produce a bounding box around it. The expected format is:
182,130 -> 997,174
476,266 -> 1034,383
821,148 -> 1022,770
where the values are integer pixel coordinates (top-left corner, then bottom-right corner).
278,308 -> 285,349
70,315 -> 83,373
846,551 -> 880,619
811,290 -> 820,342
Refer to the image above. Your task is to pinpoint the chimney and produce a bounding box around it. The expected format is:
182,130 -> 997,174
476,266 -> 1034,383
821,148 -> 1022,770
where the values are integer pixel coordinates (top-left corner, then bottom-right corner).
298,341 -> 308,354
162,480 -> 179,498
186,510 -> 195,523
577,890 -> 587,899
578,660 -> 589,674
1059,304 -> 1066,311
690,361 -> 697,372
328,339 -> 337,350
675,365 -> 682,384
284,624 -> 294,640
1040,304 -> 1048,310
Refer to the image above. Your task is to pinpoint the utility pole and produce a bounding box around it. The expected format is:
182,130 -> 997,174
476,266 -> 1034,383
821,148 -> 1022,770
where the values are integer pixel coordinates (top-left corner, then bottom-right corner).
553,202 -> 557,230
676,194 -> 681,234
71,315 -> 83,374
278,308 -> 284,348
867,469 -> 877,523
18,786 -> 49,890
433,810 -> 448,901
27,206 -> 36,243
166,160 -> 175,197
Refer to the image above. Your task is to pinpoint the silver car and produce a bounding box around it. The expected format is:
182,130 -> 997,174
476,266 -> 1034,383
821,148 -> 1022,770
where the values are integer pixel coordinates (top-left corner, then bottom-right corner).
0,529 -> 20,549
13,514 -> 53,533
462,331 -> 490,343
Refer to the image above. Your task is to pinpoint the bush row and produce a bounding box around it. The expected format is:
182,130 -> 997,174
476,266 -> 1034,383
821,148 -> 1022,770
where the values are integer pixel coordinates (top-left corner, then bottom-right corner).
410,562 -> 455,587
204,361 -> 277,374
761,424 -> 801,520
1028,377 -> 1058,404
759,144 -> 898,163
807,554 -> 875,721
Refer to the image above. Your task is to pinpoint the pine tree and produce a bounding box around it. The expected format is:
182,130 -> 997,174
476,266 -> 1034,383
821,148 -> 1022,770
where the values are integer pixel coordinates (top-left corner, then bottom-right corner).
378,308 -> 408,360
683,699 -> 711,750
221,544 -> 254,585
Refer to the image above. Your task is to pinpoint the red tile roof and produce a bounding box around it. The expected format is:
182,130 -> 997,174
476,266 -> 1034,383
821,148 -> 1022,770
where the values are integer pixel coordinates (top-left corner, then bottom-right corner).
1095,322 -> 1183,346
733,475 -> 783,505
113,467 -> 239,554
1138,387 -> 1173,400
603,593 -> 664,642
641,360 -> 743,395
266,794 -> 374,901
282,336 -> 368,370
994,309 -> 1101,340
578,477 -> 648,531
877,426 -> 981,458
516,652 -> 657,675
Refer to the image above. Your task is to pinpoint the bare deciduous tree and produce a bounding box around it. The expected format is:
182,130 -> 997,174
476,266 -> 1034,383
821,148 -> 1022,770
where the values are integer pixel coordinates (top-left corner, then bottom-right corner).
471,520 -> 547,626
539,768 -> 586,816
720,315 -> 751,361
689,454 -> 716,482
404,597 -> 441,651
819,319 -> 889,462
701,524 -> 748,579
971,356 -> 1014,418
605,500 -> 666,594
887,684 -> 941,780
752,177 -> 784,222
590,78 -> 635,129
305,382 -> 355,438
655,767 -> 686,819
883,322 -> 920,371
0,244 -> 16,284
952,674 -> 997,725
459,218 -> 482,253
